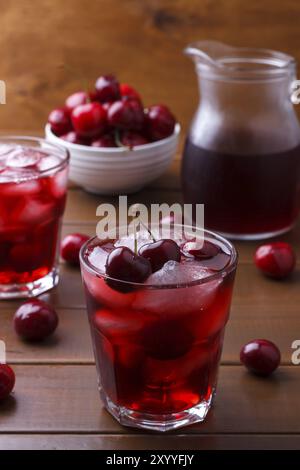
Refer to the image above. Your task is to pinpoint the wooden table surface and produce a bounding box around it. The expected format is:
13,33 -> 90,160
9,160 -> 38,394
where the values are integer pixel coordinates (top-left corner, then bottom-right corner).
0,155 -> 300,450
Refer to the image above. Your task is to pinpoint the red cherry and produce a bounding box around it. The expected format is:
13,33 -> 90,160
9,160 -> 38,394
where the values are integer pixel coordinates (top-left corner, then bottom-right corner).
60,131 -> 87,145
101,102 -> 112,113
61,233 -> 90,265
145,104 -> 176,141
120,131 -> 149,148
254,242 -> 296,279
71,102 -> 107,138
48,107 -> 72,136
91,134 -> 116,148
14,299 -> 59,341
182,240 -> 221,260
139,239 -> 181,272
106,246 -> 152,293
0,364 -> 15,400
108,98 -> 145,130
65,91 -> 89,112
95,74 -> 120,102
120,83 -> 141,103
240,339 -> 281,376
88,90 -> 99,102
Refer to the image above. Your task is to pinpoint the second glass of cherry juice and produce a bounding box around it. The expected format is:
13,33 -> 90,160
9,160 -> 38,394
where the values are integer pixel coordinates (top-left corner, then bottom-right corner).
0,137 -> 69,298
80,225 -> 237,431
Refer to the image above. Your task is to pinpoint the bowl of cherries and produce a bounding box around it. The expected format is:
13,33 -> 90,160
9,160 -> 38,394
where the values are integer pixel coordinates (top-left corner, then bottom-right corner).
45,75 -> 180,195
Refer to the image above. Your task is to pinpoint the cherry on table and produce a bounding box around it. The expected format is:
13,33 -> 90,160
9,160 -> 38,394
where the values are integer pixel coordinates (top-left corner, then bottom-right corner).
145,104 -> 176,141
254,242 -> 296,279
95,75 -> 120,103
139,239 -> 181,272
0,364 -> 15,401
71,102 -> 107,138
120,131 -> 149,148
48,107 -> 72,136
61,233 -> 90,265
108,98 -> 145,130
105,246 -> 151,293
14,299 -> 59,341
240,339 -> 281,376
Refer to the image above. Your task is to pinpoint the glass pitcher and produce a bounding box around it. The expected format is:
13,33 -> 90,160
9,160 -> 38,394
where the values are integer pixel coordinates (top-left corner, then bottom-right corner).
182,41 -> 300,239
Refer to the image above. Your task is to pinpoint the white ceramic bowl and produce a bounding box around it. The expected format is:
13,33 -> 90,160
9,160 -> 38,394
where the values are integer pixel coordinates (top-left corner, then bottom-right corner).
45,124 -> 180,195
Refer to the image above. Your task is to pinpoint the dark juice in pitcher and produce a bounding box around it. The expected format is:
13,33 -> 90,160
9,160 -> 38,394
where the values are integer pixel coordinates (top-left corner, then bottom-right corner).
182,139 -> 300,237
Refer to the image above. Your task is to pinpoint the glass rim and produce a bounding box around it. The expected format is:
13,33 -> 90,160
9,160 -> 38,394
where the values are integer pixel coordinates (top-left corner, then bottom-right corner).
79,224 -> 238,290
0,135 -> 70,183
193,46 -> 296,81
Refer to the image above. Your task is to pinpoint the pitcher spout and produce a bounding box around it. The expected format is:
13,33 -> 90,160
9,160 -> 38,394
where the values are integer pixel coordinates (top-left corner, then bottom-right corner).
184,40 -> 233,70
184,40 -> 295,79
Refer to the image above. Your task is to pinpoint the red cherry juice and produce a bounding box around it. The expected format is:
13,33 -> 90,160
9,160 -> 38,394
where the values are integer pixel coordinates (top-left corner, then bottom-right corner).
81,229 -> 237,415
182,139 -> 300,237
0,145 -> 68,285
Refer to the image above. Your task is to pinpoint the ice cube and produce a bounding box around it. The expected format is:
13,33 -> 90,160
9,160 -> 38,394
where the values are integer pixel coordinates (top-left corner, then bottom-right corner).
133,260 -> 222,315
0,178 -> 41,196
114,230 -> 152,252
0,144 -> 13,157
93,308 -> 145,342
14,199 -> 55,225
6,146 -> 41,168
49,167 -> 68,198
147,260 -> 211,285
37,154 -> 61,172
0,169 -> 16,183
83,270 -> 136,309
88,245 -> 108,273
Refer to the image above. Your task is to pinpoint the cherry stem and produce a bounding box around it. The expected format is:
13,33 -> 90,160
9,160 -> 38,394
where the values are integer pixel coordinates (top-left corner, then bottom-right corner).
114,129 -> 131,150
140,219 -> 156,242
130,204 -> 156,243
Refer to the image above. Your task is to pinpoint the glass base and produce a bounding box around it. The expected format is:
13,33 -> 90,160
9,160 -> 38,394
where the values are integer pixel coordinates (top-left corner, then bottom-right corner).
101,390 -> 214,432
0,267 -> 59,299
215,224 -> 294,241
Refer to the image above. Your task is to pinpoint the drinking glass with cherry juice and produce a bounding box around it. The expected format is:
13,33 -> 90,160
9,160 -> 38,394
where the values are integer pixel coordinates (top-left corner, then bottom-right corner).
80,225 -> 237,431
0,137 -> 69,298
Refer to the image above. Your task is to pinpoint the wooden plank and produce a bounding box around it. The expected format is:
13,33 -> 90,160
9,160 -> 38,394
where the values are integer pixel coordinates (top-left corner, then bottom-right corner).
0,365 -> 299,434
2,309 -> 93,365
0,433 -> 300,450
1,263 -> 298,365
1,302 -> 298,365
233,263 -> 300,305
233,223 -> 300,263
148,159 -> 181,189
64,188 -> 183,223
224,304 -> 299,365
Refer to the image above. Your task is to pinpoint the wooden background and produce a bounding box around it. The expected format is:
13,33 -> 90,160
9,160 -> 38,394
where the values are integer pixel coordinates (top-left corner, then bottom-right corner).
1,0 -> 300,135
1,0 -> 300,450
